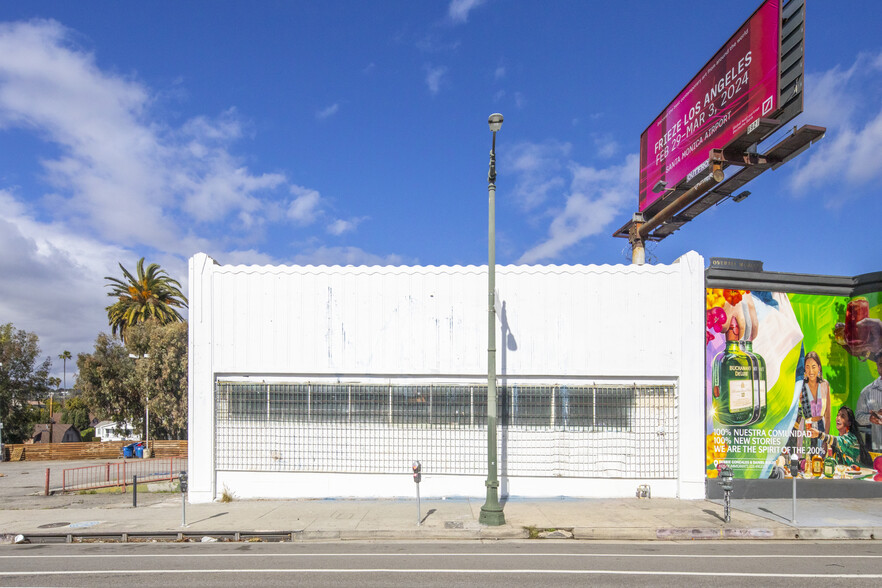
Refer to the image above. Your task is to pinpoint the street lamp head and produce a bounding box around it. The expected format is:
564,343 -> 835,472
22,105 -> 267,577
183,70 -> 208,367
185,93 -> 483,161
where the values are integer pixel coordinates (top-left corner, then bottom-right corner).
488,113 -> 503,132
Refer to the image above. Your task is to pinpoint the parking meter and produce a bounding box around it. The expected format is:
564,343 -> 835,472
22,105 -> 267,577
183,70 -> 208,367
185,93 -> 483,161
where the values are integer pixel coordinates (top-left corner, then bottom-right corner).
717,463 -> 734,523
412,461 -> 421,484
789,450 -> 799,524
789,451 -> 800,478
179,471 -> 188,528
718,465 -> 734,492
411,461 -> 422,526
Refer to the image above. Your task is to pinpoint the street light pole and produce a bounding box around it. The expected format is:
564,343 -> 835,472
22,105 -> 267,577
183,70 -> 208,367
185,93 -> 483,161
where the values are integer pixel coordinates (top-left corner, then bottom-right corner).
129,353 -> 151,456
479,113 -> 505,526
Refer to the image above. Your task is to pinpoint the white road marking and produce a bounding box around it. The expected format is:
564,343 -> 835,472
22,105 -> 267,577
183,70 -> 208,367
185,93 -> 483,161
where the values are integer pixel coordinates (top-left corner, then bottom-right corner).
2,552 -> 882,559
1,569 -> 882,578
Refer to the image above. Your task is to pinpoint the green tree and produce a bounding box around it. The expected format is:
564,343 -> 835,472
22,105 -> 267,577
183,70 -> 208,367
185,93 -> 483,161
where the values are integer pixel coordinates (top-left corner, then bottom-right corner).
105,258 -> 188,343
74,333 -> 138,427
126,320 -> 189,440
61,395 -> 92,431
0,323 -> 52,443
75,321 -> 189,442
58,350 -> 72,389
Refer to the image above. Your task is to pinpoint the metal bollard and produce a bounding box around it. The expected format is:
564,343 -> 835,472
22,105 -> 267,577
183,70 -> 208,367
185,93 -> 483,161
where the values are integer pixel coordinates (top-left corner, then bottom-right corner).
133,475 -> 137,507
44,468 -> 50,496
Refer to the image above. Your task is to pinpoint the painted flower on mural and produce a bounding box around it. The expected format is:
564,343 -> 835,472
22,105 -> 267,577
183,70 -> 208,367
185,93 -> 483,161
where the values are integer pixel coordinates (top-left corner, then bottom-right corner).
706,289 -> 725,309
706,433 -> 728,470
706,288 -> 751,309
705,289 -> 751,345
722,289 -> 750,306
706,307 -> 728,333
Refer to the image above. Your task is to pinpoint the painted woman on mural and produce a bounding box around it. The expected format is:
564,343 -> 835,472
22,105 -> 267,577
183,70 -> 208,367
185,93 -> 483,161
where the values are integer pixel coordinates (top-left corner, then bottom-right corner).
817,406 -> 873,467
794,351 -> 832,456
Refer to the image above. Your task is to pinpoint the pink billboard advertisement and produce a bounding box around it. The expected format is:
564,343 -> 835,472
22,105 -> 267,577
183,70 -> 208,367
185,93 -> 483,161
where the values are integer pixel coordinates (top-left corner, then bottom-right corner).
639,0 -> 781,212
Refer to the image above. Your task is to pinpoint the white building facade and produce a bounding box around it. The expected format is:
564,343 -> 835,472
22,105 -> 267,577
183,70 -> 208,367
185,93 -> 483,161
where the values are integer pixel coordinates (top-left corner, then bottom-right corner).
94,421 -> 140,442
188,251 -> 706,503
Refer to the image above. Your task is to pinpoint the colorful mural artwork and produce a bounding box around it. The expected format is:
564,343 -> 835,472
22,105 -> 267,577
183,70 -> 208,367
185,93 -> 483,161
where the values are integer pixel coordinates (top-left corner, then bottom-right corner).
706,288 -> 882,481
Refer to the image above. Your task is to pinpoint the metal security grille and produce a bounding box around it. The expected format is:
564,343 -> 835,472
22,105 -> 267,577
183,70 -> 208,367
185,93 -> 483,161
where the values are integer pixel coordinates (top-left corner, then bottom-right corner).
215,382 -> 678,478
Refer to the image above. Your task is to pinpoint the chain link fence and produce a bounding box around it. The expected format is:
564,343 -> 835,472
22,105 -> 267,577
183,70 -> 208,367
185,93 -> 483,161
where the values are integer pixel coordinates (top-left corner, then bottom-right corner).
215,381 -> 678,478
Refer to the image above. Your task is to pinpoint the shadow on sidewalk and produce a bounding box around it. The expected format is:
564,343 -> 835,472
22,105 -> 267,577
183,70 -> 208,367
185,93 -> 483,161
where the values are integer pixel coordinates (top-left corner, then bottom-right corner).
188,512 -> 228,526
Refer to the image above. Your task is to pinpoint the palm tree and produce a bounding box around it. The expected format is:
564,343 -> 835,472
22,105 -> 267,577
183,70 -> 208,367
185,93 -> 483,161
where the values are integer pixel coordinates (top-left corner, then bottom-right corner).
105,258 -> 188,342
58,350 -> 72,389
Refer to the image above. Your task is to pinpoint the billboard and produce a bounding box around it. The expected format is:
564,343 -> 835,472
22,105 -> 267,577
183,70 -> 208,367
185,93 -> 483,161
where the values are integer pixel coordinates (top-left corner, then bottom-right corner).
639,0 -> 782,212
705,289 -> 882,482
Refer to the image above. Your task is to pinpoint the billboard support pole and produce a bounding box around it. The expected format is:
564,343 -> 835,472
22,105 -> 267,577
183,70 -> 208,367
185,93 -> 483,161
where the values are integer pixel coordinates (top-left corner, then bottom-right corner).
637,159 -> 724,241
628,214 -> 645,265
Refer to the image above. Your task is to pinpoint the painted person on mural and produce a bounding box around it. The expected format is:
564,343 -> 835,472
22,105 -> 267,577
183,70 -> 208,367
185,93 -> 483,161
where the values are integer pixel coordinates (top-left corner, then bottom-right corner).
816,406 -> 873,467
796,351 -> 831,455
836,316 -> 882,453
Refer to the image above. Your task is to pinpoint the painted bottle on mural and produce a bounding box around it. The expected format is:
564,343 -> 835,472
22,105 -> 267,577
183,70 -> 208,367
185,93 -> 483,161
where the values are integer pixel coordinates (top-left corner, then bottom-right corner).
740,339 -> 767,424
811,452 -> 824,477
823,447 -> 836,478
846,297 -> 870,347
712,319 -> 756,426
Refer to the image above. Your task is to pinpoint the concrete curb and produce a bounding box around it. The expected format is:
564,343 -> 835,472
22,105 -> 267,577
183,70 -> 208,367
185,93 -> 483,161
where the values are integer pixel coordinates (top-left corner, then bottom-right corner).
8,525 -> 880,544
573,527 -> 658,541
794,527 -> 879,540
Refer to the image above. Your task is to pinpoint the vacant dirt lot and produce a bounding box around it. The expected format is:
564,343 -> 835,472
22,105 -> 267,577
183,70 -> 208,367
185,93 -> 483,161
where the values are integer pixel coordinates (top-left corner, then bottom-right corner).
0,458 -> 182,510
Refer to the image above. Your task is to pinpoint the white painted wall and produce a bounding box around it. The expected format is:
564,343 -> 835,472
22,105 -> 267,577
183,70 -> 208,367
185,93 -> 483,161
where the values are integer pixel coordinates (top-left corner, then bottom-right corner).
189,251 -> 706,503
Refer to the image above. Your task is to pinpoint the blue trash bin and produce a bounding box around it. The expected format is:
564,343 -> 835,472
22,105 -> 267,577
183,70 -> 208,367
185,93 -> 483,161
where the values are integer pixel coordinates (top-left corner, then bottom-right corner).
134,445 -> 144,458
123,444 -> 134,458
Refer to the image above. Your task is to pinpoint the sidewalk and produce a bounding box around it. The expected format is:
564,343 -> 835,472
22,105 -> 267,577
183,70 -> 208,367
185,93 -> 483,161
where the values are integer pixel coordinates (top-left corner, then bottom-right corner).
2,494 -> 881,542
3,460 -> 880,542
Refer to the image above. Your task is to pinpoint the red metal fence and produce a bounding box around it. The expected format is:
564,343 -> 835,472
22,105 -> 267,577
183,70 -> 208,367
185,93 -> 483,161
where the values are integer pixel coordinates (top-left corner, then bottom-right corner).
61,457 -> 187,493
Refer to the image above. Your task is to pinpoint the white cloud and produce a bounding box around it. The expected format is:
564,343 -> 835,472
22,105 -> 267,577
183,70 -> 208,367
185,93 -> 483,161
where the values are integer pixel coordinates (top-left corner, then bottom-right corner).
448,0 -> 488,24
789,50 -> 882,196
507,141 -> 570,210
510,147 -> 638,264
290,246 -> 406,267
218,248 -> 279,267
327,217 -> 366,236
180,110 -> 243,142
0,19 -> 385,380
316,103 -> 340,120
593,134 -> 619,158
425,65 -> 448,95
514,91 -> 525,109
287,185 -> 323,225
0,20 -> 291,254
416,35 -> 461,53
494,66 -> 506,80
178,148 -> 286,224
0,189 -> 140,378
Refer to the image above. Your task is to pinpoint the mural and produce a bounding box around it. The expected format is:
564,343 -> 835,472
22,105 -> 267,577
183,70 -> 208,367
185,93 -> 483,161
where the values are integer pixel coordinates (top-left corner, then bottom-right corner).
706,289 -> 882,481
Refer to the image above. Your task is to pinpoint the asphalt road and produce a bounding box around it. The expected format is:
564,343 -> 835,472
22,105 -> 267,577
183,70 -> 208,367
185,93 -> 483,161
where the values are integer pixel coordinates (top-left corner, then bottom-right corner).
2,540 -> 882,587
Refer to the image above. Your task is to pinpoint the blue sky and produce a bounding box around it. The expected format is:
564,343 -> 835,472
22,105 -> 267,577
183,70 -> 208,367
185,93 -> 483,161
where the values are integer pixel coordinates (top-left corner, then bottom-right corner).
1,0 -> 881,381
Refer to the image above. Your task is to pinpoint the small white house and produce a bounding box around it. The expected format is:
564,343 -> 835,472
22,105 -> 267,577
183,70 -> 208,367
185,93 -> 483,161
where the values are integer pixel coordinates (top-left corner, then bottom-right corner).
95,421 -> 140,442
188,251 -> 706,503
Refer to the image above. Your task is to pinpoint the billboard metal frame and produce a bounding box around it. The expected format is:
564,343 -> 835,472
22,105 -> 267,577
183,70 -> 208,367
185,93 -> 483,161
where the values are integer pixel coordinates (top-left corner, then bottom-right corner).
615,0 -> 823,249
